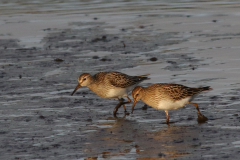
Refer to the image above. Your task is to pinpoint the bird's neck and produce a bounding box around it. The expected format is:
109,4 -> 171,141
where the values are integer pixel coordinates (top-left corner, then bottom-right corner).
86,78 -> 97,91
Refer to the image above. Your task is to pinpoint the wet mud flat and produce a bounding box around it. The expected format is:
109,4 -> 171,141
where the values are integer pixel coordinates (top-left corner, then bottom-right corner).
1,0 -> 240,160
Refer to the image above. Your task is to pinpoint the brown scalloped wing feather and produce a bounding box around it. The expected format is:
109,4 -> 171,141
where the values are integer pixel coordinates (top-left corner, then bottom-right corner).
161,84 -> 211,101
109,72 -> 148,88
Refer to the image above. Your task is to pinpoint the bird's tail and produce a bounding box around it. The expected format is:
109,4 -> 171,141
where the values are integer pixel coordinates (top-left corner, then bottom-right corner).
138,74 -> 150,77
137,74 -> 150,80
199,86 -> 212,92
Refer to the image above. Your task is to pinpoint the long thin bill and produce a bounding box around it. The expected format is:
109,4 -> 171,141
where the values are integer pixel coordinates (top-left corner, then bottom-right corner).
71,84 -> 81,96
131,101 -> 137,114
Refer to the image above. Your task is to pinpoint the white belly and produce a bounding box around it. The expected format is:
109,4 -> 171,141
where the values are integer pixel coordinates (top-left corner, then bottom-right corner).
153,97 -> 191,111
106,87 -> 128,98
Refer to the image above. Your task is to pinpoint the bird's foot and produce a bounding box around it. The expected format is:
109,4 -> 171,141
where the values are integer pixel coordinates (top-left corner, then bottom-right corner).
197,113 -> 208,123
160,121 -> 174,126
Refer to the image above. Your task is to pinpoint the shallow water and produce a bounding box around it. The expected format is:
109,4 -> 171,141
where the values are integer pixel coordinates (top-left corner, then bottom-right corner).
0,0 -> 240,160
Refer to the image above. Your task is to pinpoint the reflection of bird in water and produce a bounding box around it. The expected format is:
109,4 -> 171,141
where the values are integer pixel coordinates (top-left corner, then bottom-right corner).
71,72 -> 149,115
84,116 -> 198,159
135,125 -> 198,159
131,83 -> 212,124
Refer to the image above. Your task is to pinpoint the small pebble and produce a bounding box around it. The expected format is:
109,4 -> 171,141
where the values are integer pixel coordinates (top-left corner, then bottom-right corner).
150,57 -> 158,61
158,153 -> 166,157
39,115 -> 45,119
100,58 -> 111,61
54,58 -> 64,62
142,105 -> 148,110
92,56 -> 99,59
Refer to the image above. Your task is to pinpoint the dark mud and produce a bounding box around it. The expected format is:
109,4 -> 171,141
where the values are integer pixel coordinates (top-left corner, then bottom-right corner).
0,19 -> 185,160
1,0 -> 240,160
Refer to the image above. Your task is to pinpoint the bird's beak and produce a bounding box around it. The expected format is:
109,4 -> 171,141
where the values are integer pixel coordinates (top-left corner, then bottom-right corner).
131,100 -> 137,114
71,84 -> 81,96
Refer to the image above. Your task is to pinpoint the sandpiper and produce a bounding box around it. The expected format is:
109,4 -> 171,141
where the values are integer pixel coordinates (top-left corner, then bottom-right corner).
71,72 -> 149,115
131,83 -> 212,124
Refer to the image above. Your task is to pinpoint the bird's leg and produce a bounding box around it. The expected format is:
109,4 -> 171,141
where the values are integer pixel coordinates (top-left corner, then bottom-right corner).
188,102 -> 208,122
113,101 -> 122,116
113,97 -> 131,116
165,110 -> 169,124
189,102 -> 201,114
118,98 -> 127,112
125,96 -> 132,104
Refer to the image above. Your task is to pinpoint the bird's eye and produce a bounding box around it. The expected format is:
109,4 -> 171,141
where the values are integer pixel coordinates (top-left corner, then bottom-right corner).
136,94 -> 139,96
83,78 -> 86,81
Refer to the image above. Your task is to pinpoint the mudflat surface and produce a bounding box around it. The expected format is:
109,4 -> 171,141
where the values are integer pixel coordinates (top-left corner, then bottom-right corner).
1,0 -> 240,159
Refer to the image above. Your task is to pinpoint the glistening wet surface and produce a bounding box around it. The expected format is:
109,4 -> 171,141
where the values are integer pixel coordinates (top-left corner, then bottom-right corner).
0,0 -> 240,159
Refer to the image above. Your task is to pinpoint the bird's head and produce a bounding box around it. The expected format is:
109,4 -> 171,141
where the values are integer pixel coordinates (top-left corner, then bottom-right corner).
131,86 -> 144,113
71,73 -> 92,96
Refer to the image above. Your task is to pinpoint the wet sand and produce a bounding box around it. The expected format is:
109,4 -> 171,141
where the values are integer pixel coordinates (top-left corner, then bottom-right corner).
1,0 -> 240,159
